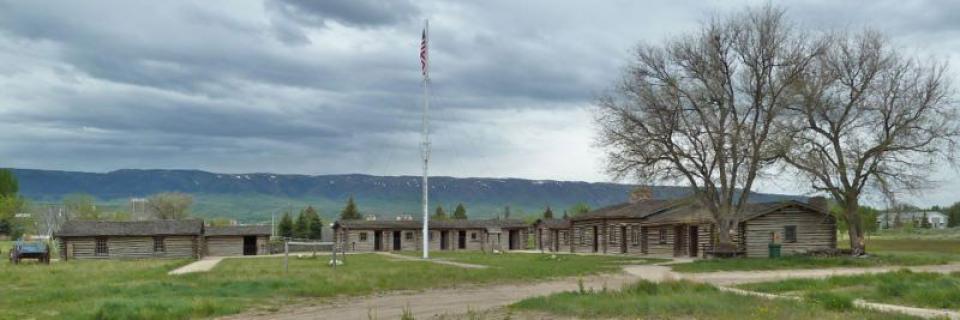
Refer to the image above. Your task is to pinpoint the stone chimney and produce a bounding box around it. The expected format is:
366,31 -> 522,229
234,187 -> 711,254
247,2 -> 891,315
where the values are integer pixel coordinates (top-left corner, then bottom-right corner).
629,186 -> 653,203
808,196 -> 828,212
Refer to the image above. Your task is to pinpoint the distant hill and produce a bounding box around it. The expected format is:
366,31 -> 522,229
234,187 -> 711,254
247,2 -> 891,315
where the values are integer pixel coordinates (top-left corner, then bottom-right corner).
10,168 -> 805,223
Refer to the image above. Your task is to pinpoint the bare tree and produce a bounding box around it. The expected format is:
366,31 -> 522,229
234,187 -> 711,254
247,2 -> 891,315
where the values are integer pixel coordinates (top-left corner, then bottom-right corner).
782,30 -> 958,255
146,192 -> 193,220
596,6 -> 821,249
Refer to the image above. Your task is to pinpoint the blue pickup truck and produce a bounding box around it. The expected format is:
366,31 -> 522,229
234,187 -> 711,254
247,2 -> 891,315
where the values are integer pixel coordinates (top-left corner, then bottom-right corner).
9,239 -> 50,264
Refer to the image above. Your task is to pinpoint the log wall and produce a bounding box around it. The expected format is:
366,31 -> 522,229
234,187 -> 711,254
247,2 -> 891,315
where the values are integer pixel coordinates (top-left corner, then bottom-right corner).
743,207 -> 836,257
62,236 -> 198,260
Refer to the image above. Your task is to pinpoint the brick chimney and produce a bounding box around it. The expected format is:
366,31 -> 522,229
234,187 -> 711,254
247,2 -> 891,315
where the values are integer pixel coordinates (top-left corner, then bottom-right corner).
808,196 -> 828,212
629,186 -> 653,203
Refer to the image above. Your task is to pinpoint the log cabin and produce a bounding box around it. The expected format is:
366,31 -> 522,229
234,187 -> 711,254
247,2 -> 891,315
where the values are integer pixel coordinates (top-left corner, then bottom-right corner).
56,219 -> 204,260
204,225 -> 271,256
567,197 -> 835,258
333,218 -> 529,253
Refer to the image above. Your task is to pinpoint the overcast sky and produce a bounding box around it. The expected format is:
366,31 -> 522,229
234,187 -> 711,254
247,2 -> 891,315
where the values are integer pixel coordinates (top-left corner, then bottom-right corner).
0,0 -> 958,207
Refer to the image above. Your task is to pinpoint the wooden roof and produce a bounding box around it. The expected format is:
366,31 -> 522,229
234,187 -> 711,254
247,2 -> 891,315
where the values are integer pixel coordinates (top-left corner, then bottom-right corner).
643,200 -> 827,225
533,218 -> 571,229
205,225 -> 272,236
571,199 -> 682,221
333,218 -> 528,230
56,219 -> 204,237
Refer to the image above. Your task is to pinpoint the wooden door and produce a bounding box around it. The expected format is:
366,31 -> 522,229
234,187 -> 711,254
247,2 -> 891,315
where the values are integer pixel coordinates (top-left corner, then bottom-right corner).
688,226 -> 699,257
620,226 -> 628,254
393,231 -> 402,251
243,236 -> 257,255
374,231 -> 383,251
458,231 -> 466,249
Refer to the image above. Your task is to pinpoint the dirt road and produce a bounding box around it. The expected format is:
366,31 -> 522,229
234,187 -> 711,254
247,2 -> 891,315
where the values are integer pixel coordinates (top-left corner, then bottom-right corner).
220,272 -> 634,320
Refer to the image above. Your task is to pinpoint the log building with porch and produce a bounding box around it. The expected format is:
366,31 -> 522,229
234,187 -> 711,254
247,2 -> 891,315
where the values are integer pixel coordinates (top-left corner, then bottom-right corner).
333,218 -> 529,253
568,197 -> 835,258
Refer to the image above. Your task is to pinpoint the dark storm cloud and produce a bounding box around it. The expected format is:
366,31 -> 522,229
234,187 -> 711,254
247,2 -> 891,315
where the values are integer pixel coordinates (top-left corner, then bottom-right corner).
0,0 -> 957,206
267,0 -> 420,28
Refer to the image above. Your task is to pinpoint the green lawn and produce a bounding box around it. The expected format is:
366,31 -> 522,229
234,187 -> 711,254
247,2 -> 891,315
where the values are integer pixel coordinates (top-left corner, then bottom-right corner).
0,252 -> 639,319
511,279 -> 919,319
740,270 -> 960,310
671,253 -> 952,273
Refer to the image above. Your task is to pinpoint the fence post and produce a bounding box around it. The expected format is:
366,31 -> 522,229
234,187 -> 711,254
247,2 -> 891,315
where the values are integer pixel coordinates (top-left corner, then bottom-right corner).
284,240 -> 289,273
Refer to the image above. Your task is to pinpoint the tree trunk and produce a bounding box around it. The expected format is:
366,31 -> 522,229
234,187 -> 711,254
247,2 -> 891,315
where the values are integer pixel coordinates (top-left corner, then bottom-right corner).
844,200 -> 867,256
714,217 -> 737,254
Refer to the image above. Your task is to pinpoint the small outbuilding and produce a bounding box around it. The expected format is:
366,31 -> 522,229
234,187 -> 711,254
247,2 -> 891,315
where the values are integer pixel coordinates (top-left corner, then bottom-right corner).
204,225 -> 272,256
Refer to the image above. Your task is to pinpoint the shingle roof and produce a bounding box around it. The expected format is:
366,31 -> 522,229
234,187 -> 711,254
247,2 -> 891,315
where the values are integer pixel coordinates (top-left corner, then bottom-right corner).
643,200 -> 826,225
333,218 -> 528,230
534,218 -> 571,229
571,199 -> 680,221
205,225 -> 272,236
55,219 -> 204,237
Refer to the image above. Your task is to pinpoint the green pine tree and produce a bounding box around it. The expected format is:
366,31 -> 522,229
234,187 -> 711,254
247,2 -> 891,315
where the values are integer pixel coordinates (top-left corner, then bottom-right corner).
452,203 -> 468,220
304,206 -> 323,239
279,211 -> 294,238
294,210 -> 309,238
433,206 -> 448,220
340,196 -> 361,220
543,206 -> 554,219
0,169 -> 18,198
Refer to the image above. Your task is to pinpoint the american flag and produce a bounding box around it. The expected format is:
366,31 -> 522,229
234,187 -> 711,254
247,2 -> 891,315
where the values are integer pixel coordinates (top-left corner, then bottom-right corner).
420,26 -> 428,77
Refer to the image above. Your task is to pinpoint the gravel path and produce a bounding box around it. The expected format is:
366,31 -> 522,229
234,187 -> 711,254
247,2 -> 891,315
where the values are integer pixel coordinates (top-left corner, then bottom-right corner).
377,252 -> 489,269
168,257 -> 224,275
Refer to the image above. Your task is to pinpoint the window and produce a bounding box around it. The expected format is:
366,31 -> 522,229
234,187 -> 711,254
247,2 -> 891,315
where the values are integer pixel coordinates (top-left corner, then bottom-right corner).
153,236 -> 165,253
471,232 -> 477,240
429,232 -> 434,241
359,232 -> 368,242
784,226 -> 797,243
95,237 -> 108,256
658,228 -> 667,244
561,231 -> 569,245
632,227 -> 640,246
405,232 -> 414,240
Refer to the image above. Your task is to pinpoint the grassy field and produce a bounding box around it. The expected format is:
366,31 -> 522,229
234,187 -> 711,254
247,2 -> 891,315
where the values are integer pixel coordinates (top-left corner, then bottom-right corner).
511,279 -> 919,319
671,253 -> 952,273
672,236 -> 960,273
740,270 -> 960,310
0,252 -> 641,319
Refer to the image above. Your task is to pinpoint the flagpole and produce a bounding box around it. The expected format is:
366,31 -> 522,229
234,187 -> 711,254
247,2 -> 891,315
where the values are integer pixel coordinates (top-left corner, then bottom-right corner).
421,19 -> 431,260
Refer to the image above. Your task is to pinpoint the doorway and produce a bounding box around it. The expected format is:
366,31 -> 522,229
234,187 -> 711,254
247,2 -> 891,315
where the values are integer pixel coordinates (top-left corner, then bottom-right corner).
620,226 -> 628,254
688,226 -> 699,257
641,227 -> 648,254
508,230 -> 519,250
552,230 -> 560,252
440,230 -> 449,250
592,226 -> 599,252
673,225 -> 686,256
537,229 -> 543,250
393,231 -> 402,251
374,231 -> 383,251
458,231 -> 466,249
242,236 -> 257,255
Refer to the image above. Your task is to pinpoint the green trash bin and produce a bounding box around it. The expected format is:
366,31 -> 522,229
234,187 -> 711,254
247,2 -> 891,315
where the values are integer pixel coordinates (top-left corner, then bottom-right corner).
768,243 -> 782,258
